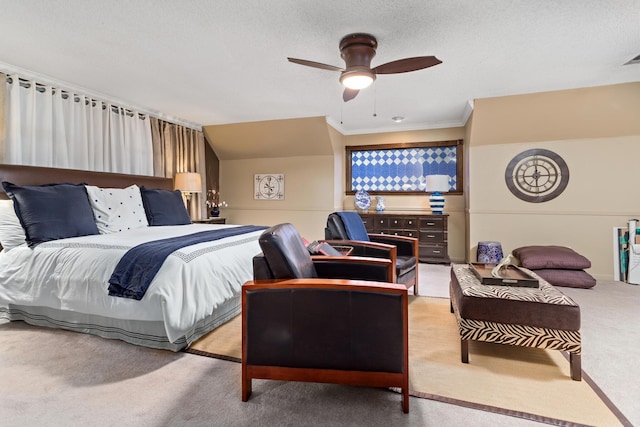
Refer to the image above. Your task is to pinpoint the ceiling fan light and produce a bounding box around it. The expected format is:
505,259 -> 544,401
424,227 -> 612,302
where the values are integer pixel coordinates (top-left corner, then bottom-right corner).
340,70 -> 375,90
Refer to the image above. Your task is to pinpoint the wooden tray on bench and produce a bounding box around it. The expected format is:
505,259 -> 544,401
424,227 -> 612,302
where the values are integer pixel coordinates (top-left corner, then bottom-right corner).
469,263 -> 539,288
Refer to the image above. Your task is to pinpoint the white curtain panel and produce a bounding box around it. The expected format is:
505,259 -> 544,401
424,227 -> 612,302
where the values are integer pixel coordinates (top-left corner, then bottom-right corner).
4,75 -> 153,175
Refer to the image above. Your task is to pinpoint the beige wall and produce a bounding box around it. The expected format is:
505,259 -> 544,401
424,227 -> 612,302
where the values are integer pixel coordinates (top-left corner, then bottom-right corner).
207,119 -> 468,258
207,82 -> 639,278
219,155 -> 335,240
467,82 -> 640,279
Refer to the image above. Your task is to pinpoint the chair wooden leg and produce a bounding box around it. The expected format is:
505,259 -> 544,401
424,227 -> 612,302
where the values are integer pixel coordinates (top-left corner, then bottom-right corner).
402,387 -> 409,413
461,339 -> 469,363
570,352 -> 582,381
242,368 -> 252,401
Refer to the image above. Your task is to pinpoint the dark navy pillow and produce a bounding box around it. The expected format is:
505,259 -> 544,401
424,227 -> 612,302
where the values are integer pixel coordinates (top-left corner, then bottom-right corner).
140,187 -> 191,226
2,182 -> 99,247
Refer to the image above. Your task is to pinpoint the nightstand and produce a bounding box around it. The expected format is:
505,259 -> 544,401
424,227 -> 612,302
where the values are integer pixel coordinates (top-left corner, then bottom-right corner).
193,217 -> 226,225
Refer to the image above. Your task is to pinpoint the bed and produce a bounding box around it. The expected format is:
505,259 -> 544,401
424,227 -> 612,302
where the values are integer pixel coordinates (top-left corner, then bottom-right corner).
0,164 -> 264,351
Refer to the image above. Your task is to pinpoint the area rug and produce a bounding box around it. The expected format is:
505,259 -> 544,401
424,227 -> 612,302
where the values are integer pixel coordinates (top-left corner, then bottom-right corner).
187,296 -> 626,426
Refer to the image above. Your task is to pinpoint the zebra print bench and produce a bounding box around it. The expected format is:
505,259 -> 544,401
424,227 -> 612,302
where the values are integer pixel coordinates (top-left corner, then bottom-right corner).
449,264 -> 582,381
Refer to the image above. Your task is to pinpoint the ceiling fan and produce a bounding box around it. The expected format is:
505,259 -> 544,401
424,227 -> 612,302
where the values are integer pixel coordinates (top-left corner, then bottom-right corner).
288,33 -> 442,102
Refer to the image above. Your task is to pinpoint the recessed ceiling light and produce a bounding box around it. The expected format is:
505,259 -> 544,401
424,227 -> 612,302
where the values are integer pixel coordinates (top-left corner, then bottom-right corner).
392,116 -> 404,123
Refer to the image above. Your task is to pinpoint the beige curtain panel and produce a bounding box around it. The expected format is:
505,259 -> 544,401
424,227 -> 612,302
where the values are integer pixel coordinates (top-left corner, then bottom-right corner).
150,117 -> 206,219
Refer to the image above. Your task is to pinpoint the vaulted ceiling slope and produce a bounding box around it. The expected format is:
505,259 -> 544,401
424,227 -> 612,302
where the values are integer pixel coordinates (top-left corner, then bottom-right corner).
0,1 -> 638,135
204,117 -> 336,160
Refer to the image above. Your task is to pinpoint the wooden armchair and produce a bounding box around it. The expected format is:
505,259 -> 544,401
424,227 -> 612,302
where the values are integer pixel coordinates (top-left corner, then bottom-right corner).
325,212 -> 419,294
243,223 -> 409,413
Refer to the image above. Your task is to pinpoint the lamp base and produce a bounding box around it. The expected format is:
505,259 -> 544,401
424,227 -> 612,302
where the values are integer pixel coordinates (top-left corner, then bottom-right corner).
429,191 -> 445,214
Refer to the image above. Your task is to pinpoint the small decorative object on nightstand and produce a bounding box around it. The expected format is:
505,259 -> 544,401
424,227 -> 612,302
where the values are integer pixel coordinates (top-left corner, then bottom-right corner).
206,190 -> 228,217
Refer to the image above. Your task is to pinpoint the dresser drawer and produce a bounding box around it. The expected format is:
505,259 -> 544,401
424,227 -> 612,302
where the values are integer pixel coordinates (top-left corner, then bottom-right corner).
383,229 -> 418,238
419,231 -> 444,243
419,217 -> 445,230
420,245 -> 447,259
372,217 -> 389,232
388,217 -> 418,229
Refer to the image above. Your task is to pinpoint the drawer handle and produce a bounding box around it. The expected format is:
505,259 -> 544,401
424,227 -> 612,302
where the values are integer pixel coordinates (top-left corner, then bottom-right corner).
426,222 -> 435,226
432,250 -> 441,254
393,220 -> 398,224
408,233 -> 414,237
408,220 -> 413,224
394,232 -> 399,235
427,234 -> 435,238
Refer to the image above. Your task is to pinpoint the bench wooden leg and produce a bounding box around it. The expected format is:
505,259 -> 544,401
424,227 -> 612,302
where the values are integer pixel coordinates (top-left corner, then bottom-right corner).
570,352 -> 582,381
461,339 -> 469,363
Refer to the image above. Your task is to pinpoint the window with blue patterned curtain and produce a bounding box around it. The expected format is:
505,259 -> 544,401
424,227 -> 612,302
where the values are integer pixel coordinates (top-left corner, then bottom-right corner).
346,140 -> 463,194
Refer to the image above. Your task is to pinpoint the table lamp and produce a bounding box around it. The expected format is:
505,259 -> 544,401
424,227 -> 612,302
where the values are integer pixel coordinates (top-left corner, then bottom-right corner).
426,174 -> 450,214
174,172 -> 202,214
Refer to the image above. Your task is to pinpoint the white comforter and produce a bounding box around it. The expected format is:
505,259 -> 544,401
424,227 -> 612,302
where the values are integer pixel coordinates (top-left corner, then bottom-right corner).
0,224 -> 263,342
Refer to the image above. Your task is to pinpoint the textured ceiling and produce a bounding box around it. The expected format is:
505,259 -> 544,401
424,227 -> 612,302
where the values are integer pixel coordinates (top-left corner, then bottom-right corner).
0,0 -> 638,134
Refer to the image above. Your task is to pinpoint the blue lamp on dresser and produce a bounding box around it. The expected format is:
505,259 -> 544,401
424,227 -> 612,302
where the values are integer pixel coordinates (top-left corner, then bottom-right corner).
426,174 -> 449,214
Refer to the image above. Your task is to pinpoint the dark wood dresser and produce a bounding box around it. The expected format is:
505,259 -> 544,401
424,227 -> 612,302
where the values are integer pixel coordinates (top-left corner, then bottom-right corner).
359,213 -> 450,264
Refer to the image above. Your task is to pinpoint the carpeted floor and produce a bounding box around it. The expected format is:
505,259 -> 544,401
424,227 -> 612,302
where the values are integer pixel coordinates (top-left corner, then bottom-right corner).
1,263 -> 638,426
188,295 -> 623,426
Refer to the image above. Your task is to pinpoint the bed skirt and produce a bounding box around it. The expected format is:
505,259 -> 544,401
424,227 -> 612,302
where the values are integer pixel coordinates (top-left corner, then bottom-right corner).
0,295 -> 241,352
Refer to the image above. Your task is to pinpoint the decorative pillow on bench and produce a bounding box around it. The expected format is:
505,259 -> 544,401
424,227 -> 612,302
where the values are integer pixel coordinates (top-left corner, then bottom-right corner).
533,269 -> 596,289
512,245 -> 591,270
512,245 -> 595,289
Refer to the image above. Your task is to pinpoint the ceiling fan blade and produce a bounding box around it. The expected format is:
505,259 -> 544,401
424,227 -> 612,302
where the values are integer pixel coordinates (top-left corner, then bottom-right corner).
287,57 -> 343,72
373,56 -> 442,74
343,88 -> 359,102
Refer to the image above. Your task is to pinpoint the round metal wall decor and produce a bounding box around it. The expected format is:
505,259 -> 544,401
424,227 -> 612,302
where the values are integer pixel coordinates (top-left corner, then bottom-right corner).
504,148 -> 569,203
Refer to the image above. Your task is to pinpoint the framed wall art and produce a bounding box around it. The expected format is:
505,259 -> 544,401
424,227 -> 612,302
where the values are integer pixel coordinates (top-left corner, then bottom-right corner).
254,173 -> 285,200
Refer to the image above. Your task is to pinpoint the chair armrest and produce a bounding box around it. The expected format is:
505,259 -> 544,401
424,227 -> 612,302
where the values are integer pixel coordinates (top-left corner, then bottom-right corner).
368,234 -> 418,258
311,255 -> 395,283
243,278 -> 407,293
320,239 -> 398,262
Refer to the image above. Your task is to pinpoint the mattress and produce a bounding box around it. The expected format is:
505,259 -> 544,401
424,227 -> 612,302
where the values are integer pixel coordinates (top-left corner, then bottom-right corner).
0,224 -> 263,350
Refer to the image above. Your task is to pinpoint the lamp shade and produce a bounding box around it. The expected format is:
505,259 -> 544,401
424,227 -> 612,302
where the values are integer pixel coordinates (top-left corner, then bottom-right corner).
174,172 -> 202,193
425,175 -> 450,193
425,174 -> 450,215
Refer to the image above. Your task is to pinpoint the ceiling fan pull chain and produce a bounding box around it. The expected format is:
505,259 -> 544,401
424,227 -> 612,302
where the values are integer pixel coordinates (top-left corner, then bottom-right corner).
373,81 -> 377,117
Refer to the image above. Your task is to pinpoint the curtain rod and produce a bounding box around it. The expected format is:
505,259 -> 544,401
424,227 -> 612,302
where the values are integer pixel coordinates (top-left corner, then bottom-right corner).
0,61 -> 202,131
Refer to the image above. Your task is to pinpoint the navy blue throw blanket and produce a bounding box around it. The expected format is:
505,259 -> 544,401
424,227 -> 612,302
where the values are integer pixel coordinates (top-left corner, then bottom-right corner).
108,225 -> 267,300
336,212 -> 370,241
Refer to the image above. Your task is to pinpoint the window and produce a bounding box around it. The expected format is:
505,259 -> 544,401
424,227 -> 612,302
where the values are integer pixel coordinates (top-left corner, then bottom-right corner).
346,140 -> 463,194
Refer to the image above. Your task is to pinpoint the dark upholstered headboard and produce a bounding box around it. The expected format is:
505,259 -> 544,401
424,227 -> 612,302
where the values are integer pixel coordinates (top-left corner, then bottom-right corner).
0,164 -> 173,199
